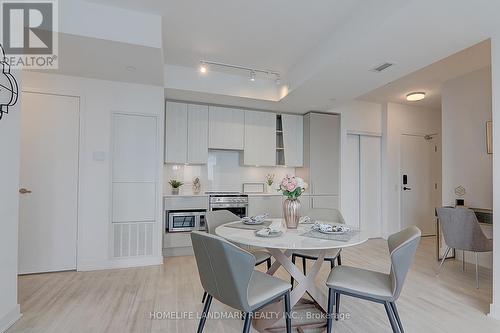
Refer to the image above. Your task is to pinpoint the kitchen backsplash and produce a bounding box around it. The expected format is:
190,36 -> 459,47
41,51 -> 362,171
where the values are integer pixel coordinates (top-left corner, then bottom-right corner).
164,150 -> 296,194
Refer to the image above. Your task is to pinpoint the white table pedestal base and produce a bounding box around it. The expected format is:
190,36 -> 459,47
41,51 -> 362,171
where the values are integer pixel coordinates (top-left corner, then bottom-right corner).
252,248 -> 328,332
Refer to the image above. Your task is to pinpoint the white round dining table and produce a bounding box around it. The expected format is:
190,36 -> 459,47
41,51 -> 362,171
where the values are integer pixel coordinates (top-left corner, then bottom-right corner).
215,218 -> 369,331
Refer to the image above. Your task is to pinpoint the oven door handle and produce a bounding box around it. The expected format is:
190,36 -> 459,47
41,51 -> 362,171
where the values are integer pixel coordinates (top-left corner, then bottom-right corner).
210,204 -> 248,209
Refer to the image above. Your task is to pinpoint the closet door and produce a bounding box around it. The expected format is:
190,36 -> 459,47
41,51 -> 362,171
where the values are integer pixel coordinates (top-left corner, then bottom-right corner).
344,134 -> 381,237
344,134 -> 360,229
359,136 -> 382,238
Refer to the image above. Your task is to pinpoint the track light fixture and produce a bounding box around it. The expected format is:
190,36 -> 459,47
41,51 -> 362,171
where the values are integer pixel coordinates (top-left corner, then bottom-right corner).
199,60 -> 281,84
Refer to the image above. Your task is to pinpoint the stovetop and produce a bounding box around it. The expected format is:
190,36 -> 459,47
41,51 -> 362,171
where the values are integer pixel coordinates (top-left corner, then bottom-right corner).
205,191 -> 247,197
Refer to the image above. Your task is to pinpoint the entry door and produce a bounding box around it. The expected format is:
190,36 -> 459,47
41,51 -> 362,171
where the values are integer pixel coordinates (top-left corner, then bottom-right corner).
19,92 -> 79,274
400,134 -> 437,236
344,134 -> 382,238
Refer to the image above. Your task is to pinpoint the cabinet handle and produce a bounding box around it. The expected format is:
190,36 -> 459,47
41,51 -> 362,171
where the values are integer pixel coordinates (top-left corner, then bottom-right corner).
19,188 -> 32,194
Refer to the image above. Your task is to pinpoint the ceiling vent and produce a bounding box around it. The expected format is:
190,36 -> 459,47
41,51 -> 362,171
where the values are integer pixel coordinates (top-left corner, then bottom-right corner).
370,62 -> 395,72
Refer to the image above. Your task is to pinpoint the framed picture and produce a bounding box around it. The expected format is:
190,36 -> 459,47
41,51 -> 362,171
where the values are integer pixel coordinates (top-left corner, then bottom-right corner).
486,121 -> 493,154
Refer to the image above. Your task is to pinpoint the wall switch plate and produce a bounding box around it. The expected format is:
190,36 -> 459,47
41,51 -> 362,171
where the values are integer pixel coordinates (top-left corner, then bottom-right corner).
93,151 -> 106,161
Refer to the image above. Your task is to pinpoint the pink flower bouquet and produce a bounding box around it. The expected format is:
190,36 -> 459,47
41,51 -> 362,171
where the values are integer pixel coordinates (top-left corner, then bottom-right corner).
278,175 -> 308,199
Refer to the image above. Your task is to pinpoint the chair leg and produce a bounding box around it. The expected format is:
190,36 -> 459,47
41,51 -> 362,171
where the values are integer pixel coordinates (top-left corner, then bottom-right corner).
201,291 -> 207,304
390,302 -> 404,333
462,251 -> 466,272
197,294 -> 212,333
326,289 -> 335,333
475,252 -> 479,289
266,258 -> 272,270
242,312 -> 252,333
337,253 -> 342,266
284,291 -> 292,333
302,257 -> 307,276
291,254 -> 296,288
335,292 -> 340,321
437,246 -> 451,274
384,301 -> 400,333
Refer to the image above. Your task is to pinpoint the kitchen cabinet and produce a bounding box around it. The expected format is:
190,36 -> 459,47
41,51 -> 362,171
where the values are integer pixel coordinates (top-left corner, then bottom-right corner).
281,114 -> 303,167
296,113 -> 340,195
165,101 -> 187,163
165,101 -> 208,164
244,110 -> 276,166
208,106 -> 245,150
311,195 -> 339,210
187,104 -> 209,164
248,195 -> 283,218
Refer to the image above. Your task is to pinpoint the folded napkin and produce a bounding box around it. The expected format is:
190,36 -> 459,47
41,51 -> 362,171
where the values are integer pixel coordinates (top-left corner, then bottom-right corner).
255,220 -> 282,237
242,213 -> 269,224
299,216 -> 313,224
311,222 -> 350,233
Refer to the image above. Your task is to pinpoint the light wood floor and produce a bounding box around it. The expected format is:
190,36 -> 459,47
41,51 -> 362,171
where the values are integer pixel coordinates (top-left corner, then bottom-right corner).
8,237 -> 500,332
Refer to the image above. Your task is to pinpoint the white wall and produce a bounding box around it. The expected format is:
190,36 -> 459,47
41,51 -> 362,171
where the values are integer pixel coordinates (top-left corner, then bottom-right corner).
489,34 -> 500,320
382,103 -> 442,237
0,72 -> 21,332
441,67 -> 492,208
22,72 -> 164,271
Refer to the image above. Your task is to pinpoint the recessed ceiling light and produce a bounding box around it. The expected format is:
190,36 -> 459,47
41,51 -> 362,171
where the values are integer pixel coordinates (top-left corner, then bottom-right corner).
250,70 -> 256,82
126,65 -> 136,72
406,92 -> 426,101
199,62 -> 207,74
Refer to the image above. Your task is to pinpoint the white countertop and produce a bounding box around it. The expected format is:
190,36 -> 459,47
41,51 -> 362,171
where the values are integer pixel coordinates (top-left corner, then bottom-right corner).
215,219 -> 369,250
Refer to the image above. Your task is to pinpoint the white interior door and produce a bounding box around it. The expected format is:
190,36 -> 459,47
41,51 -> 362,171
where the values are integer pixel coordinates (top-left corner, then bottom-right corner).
400,134 -> 437,236
19,92 -> 79,274
344,134 -> 360,228
344,134 -> 381,237
359,136 -> 382,238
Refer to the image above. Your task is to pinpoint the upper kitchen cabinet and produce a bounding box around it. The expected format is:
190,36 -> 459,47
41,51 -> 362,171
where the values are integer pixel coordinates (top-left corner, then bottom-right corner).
281,114 -> 303,167
165,101 -> 188,164
187,104 -> 209,164
165,101 -> 208,164
296,113 -> 340,195
244,110 -> 276,166
208,106 -> 245,150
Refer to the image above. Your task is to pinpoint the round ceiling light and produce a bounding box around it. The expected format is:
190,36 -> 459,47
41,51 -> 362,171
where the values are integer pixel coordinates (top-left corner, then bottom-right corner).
199,63 -> 207,73
406,92 -> 426,101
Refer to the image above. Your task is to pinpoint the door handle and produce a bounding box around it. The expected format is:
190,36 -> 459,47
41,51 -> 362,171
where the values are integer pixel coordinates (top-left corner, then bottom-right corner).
403,186 -> 411,191
19,188 -> 32,194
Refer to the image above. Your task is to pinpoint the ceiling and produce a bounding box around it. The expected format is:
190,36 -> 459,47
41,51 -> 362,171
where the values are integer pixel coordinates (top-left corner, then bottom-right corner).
29,33 -> 164,86
358,40 -> 491,109
82,1 -> 500,113
87,0 -> 363,74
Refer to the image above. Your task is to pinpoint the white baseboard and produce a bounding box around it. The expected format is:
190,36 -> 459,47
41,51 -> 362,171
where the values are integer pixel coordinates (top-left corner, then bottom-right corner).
0,304 -> 21,333
78,256 -> 163,271
489,303 -> 500,320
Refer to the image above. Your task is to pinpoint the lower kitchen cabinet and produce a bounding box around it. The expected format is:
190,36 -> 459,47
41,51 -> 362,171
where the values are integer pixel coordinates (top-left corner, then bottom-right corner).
248,195 -> 283,218
311,195 -> 339,210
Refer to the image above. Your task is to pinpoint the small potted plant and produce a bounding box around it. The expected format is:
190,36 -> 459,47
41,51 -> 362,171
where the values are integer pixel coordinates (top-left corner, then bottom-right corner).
265,174 -> 275,193
278,175 -> 308,229
169,179 -> 184,195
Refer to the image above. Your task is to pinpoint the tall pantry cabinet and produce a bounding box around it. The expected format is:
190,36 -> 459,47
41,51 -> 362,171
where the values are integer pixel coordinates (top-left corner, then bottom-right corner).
296,112 -> 340,210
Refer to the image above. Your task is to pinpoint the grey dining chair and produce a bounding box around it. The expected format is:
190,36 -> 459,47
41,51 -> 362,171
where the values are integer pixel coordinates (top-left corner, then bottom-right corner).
202,210 -> 272,303
291,208 -> 345,288
191,231 -> 292,333
325,226 -> 421,333
436,207 -> 493,288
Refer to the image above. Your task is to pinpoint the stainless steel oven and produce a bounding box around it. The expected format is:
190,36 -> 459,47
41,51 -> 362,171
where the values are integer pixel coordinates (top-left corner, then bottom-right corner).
167,210 -> 206,232
208,193 -> 248,218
